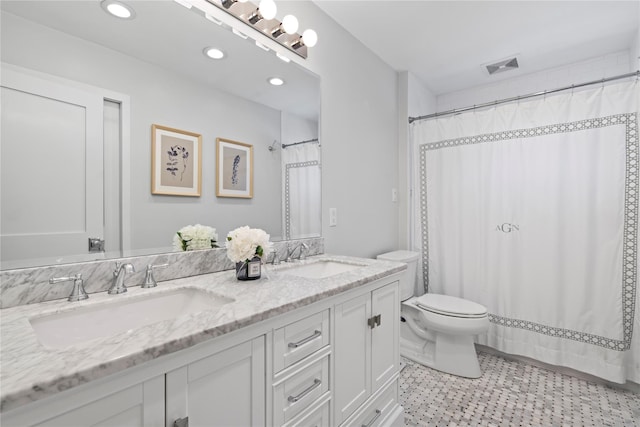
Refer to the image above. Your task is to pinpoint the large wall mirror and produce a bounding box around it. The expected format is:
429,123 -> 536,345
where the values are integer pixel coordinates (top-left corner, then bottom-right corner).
0,0 -> 321,270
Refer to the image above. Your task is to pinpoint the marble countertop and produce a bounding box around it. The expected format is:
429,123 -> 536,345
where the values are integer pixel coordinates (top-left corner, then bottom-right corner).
0,255 -> 405,413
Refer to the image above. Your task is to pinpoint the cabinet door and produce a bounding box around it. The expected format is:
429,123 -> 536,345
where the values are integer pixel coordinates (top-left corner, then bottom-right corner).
166,336 -> 266,427
371,283 -> 399,393
334,293 -> 371,425
15,376 -> 164,427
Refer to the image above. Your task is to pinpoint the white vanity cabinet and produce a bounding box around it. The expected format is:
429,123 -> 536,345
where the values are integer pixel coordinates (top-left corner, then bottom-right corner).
1,271 -> 404,427
272,310 -> 331,427
334,281 -> 400,426
1,374 -> 165,427
165,336 -> 266,427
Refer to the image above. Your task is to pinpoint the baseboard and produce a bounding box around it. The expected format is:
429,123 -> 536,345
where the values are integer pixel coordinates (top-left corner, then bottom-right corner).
476,344 -> 640,394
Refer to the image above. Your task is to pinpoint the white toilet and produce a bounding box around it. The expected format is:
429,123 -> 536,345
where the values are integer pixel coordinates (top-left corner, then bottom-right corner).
377,250 -> 489,379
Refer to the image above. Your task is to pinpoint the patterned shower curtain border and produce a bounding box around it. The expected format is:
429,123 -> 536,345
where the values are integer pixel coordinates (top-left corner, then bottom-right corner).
418,113 -> 638,350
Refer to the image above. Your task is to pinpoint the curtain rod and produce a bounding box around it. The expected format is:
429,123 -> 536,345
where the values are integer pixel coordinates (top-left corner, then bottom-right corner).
282,138 -> 319,149
408,70 -> 640,124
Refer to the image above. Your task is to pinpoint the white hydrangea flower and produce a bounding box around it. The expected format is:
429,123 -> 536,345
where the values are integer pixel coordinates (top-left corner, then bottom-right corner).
174,224 -> 219,251
226,226 -> 273,263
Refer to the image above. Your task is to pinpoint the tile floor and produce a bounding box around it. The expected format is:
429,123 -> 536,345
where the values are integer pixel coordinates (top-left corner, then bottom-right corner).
399,352 -> 640,426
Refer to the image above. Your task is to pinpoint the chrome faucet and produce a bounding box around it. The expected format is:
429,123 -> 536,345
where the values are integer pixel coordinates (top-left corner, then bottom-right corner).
109,262 -> 135,294
286,242 -> 309,262
142,263 -> 169,288
49,273 -> 88,302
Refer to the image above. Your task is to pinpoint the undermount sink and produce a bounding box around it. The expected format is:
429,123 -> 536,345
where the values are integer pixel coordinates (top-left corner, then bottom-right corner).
278,260 -> 365,279
29,288 -> 234,349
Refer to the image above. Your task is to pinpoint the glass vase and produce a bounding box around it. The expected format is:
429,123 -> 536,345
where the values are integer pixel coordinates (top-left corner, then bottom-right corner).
235,256 -> 261,281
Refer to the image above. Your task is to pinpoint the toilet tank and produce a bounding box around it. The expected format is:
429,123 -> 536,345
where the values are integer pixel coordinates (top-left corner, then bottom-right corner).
376,250 -> 420,301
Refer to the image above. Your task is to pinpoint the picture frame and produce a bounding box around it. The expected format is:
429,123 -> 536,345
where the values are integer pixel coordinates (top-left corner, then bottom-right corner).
216,137 -> 253,198
151,124 -> 202,197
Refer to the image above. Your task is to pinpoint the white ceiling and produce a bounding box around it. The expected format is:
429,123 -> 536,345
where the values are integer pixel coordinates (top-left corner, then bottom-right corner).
314,0 -> 640,95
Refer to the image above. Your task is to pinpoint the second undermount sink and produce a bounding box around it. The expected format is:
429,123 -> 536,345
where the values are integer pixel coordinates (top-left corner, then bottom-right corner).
278,260 -> 365,279
29,288 -> 234,349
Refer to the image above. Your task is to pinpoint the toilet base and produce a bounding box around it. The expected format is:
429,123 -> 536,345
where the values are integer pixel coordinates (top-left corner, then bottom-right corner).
401,332 -> 482,378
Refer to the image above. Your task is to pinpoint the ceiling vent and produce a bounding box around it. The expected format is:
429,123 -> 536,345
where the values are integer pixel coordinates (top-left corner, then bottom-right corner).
485,57 -> 519,75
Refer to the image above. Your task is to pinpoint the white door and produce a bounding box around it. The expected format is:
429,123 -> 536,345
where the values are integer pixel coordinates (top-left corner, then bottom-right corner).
371,283 -> 399,392
1,67 -> 104,267
334,292 -> 372,425
165,336 -> 266,427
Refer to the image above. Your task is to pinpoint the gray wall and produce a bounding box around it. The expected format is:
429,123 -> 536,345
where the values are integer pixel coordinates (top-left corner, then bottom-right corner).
398,72 -> 436,250
282,1 -> 401,257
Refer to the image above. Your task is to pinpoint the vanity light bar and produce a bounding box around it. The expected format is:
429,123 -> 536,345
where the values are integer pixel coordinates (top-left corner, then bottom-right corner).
204,0 -> 312,59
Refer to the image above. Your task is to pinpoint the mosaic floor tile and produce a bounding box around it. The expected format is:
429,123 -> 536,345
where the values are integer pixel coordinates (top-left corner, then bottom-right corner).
399,352 -> 640,426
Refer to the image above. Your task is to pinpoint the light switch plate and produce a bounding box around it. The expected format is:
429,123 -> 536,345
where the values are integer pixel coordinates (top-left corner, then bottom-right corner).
329,208 -> 337,227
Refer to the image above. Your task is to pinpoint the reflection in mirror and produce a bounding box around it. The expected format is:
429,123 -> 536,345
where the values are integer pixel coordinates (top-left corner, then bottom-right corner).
280,108 -> 322,240
0,0 -> 320,270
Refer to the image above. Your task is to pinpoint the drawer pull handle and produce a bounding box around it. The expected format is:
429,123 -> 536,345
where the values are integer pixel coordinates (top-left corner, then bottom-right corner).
361,409 -> 381,427
288,330 -> 322,348
288,378 -> 321,403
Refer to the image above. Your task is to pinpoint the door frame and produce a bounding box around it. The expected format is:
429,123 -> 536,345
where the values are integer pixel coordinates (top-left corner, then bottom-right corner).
1,62 -> 131,262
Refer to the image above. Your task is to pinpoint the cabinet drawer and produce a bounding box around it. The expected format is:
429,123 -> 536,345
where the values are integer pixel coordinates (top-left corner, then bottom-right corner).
341,380 -> 398,427
284,397 -> 330,427
274,309 -> 329,373
274,355 -> 330,426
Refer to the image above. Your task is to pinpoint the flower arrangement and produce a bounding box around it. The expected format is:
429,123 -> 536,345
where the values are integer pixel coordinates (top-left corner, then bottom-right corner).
226,226 -> 273,264
173,224 -> 219,251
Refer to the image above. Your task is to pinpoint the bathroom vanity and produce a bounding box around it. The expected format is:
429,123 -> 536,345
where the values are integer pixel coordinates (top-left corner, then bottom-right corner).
0,255 -> 406,427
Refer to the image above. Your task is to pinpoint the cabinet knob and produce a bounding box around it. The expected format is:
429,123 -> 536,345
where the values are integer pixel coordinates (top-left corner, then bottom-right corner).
173,416 -> 189,427
368,314 -> 382,329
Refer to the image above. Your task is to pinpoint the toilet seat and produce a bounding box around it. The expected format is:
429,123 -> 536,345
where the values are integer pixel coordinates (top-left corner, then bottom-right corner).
414,294 -> 487,319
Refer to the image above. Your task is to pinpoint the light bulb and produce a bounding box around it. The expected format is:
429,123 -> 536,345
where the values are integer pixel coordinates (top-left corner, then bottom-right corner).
258,0 -> 277,20
269,77 -> 284,86
204,47 -> 225,59
101,0 -> 135,19
302,29 -> 317,47
281,15 -> 299,34
107,3 -> 131,17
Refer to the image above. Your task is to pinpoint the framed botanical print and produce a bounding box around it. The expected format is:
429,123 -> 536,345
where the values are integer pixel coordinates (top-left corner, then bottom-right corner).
216,137 -> 253,198
151,124 -> 202,197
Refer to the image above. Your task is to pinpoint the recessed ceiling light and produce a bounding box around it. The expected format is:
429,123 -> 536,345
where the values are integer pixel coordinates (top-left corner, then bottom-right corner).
100,0 -> 135,19
269,77 -> 284,86
204,47 -> 225,60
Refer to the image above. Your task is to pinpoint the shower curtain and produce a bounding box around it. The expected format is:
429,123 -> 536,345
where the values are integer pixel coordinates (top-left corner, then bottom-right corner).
281,142 -> 321,240
411,81 -> 639,383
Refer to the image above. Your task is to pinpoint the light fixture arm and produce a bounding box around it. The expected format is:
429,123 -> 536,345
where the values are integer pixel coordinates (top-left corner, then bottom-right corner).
247,9 -> 263,24
270,24 -> 284,38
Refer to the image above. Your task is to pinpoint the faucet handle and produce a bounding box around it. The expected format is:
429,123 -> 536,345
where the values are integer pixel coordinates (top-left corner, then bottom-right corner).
113,261 -> 122,276
299,243 -> 309,261
270,249 -> 281,265
50,273 -> 89,302
142,263 -> 169,288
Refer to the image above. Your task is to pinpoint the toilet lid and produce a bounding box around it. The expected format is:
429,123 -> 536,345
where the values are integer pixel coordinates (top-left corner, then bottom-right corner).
414,294 -> 487,318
